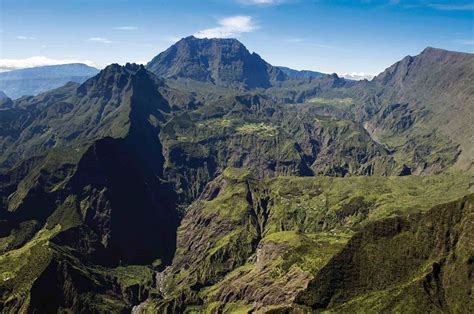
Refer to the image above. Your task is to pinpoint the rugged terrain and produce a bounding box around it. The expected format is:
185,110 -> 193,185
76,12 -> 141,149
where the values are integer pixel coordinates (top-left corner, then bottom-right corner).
0,37 -> 472,313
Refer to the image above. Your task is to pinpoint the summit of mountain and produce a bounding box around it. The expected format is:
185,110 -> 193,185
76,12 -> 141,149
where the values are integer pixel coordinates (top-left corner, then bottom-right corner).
146,36 -> 286,89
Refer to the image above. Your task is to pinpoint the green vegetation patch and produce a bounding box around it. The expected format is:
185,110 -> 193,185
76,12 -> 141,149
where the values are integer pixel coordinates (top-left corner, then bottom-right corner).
264,231 -> 350,275
264,172 -> 472,234
109,265 -> 154,289
236,122 -> 278,137
197,118 -> 234,129
0,225 -> 61,305
307,97 -> 353,106
201,170 -> 253,220
314,115 -> 352,128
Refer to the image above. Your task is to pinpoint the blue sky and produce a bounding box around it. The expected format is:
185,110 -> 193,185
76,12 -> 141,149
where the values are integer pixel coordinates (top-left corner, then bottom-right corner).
0,0 -> 473,78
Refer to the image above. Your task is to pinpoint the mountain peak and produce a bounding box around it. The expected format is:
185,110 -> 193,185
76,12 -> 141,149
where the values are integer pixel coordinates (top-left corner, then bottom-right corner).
77,63 -> 162,97
421,46 -> 443,53
417,46 -> 473,63
99,63 -> 148,77
375,46 -> 474,85
420,46 -> 457,55
146,36 -> 286,89
176,36 -> 249,50
180,35 -> 242,43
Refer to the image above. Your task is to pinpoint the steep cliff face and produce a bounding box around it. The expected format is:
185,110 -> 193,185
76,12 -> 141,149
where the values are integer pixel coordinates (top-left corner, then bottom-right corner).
296,194 -> 474,313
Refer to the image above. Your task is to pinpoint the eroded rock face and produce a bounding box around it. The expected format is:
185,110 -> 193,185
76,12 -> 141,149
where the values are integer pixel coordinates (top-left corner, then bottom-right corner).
206,240 -> 313,309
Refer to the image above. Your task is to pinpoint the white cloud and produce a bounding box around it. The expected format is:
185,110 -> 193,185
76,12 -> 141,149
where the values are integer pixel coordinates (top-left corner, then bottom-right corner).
17,36 -> 36,40
194,16 -> 258,38
339,72 -> 376,81
114,26 -> 139,30
0,56 -> 96,71
87,37 -> 114,44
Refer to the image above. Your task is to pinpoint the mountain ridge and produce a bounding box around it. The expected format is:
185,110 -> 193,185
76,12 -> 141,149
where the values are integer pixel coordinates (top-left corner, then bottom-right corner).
276,66 -> 325,79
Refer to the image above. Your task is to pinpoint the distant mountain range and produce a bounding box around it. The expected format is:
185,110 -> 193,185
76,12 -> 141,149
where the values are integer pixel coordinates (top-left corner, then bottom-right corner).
0,63 -> 99,99
276,66 -> 324,78
0,36 -> 473,313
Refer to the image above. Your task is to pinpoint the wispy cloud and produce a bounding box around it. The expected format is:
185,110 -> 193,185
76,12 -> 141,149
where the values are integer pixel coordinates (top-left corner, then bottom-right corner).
87,37 -> 114,44
0,56 -> 95,71
194,16 -> 258,38
384,1 -> 474,11
238,0 -> 285,5
429,3 -> 474,11
17,36 -> 36,40
455,39 -> 474,45
113,26 -> 139,30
